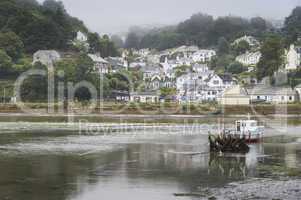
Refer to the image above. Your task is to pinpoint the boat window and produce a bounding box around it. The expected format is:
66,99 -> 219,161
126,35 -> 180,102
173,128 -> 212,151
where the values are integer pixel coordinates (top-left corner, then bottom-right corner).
250,122 -> 257,127
237,122 -> 241,131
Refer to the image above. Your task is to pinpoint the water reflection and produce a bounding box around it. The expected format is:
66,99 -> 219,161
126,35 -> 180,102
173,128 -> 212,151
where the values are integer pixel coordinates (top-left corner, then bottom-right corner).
0,130 -> 300,200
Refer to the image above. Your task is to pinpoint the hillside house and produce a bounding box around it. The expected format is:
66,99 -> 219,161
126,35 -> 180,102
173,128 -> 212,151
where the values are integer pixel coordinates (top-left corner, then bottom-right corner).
218,85 -> 250,105
286,44 -> 300,70
232,35 -> 260,47
295,84 -> 301,101
247,86 -> 297,104
130,91 -> 161,103
191,49 -> 216,63
106,57 -> 128,73
235,51 -> 261,66
33,50 -> 61,68
88,54 -> 109,74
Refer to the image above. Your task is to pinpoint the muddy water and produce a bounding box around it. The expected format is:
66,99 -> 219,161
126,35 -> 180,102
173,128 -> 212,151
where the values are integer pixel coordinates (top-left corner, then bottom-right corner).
0,124 -> 301,200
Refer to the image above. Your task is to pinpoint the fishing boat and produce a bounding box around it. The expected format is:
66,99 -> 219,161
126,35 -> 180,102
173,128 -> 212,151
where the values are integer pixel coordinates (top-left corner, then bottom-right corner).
224,119 -> 264,143
208,119 -> 264,153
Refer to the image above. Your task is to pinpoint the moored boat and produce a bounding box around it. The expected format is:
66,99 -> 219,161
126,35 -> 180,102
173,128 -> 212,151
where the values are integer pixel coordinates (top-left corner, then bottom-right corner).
225,119 -> 264,143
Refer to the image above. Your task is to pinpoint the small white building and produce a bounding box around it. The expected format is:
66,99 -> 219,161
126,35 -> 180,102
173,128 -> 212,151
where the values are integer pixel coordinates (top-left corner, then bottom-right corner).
76,31 -> 88,42
232,35 -> 260,47
33,50 -> 61,67
248,86 -> 297,104
133,48 -> 151,57
218,85 -> 250,105
88,54 -> 109,74
173,45 -> 199,57
106,57 -> 128,73
191,49 -> 216,63
130,91 -> 160,103
295,84 -> 301,101
236,51 -> 261,66
141,64 -> 163,81
285,44 -> 300,70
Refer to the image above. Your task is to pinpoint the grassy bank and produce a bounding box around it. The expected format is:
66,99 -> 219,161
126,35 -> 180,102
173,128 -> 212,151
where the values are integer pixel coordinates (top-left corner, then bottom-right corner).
1,102 -> 301,115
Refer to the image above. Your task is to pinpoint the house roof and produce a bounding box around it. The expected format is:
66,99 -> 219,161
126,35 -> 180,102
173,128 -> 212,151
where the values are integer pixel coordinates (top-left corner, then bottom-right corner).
219,74 -> 234,82
141,64 -> 162,73
174,45 -> 199,53
34,50 -> 61,58
88,54 -> 108,63
223,85 -> 249,97
247,86 -> 296,96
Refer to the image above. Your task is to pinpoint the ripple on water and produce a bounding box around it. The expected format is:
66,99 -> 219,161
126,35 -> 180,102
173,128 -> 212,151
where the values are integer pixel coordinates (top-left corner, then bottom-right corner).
0,135 -> 128,156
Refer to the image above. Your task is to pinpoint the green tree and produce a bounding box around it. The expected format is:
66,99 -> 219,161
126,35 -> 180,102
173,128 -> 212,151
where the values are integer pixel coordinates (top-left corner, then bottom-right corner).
88,33 -> 119,57
174,65 -> 192,77
0,49 -> 13,76
256,34 -> 285,81
20,62 -> 48,101
160,87 -> 176,98
0,31 -> 24,61
210,55 -> 235,72
283,6 -> 301,44
99,35 -> 119,57
88,32 -> 101,53
217,37 -> 230,55
56,54 -> 99,100
111,35 -> 124,48
227,62 -> 246,74
250,17 -> 267,36
233,40 -> 250,55
124,32 -> 140,49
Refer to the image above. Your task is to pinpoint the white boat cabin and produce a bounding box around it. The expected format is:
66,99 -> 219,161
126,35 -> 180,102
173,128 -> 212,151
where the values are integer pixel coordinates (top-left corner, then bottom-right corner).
235,120 -> 264,137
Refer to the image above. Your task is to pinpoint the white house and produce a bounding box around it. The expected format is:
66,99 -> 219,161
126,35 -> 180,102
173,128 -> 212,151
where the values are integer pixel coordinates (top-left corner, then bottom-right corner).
88,54 -> 109,74
106,57 -> 128,73
192,63 -> 209,73
207,74 -> 224,88
247,86 -> 297,104
129,62 -> 146,69
173,45 -> 199,58
236,51 -> 261,66
76,31 -> 88,42
218,85 -> 250,105
146,54 -> 160,64
141,64 -> 163,81
33,50 -> 61,68
295,84 -> 301,101
285,44 -> 300,70
133,48 -> 151,57
191,49 -> 216,63
130,91 -> 160,103
232,35 -> 260,47
176,71 -> 235,103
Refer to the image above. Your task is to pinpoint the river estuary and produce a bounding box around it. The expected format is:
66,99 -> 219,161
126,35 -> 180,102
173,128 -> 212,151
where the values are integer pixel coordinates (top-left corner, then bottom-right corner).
0,117 -> 301,200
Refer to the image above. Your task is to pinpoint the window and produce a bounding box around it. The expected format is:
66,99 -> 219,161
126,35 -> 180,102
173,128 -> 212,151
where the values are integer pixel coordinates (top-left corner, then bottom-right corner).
289,96 -> 293,101
213,80 -> 219,85
257,96 -> 260,100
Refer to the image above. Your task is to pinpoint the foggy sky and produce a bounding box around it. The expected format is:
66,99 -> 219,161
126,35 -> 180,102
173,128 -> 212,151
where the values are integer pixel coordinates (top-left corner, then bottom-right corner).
39,0 -> 301,34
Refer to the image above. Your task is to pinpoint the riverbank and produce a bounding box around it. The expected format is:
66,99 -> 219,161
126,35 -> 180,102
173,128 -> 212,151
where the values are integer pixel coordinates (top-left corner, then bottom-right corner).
1,102 -> 301,116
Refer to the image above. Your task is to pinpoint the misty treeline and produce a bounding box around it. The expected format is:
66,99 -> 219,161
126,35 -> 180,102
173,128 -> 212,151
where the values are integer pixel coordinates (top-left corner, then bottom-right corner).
124,7 -> 301,51
0,0 -> 119,77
